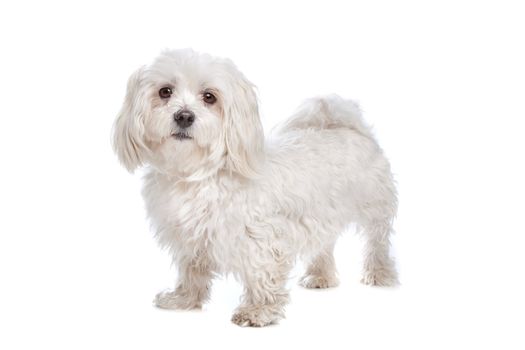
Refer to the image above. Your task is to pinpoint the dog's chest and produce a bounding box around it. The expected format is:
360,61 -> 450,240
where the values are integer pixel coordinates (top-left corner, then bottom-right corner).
143,174 -> 246,261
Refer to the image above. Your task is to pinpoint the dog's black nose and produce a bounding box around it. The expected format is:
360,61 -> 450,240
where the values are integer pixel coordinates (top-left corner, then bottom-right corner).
174,110 -> 195,128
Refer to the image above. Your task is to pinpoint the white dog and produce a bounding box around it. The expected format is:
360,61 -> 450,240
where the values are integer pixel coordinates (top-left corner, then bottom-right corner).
113,49 -> 398,327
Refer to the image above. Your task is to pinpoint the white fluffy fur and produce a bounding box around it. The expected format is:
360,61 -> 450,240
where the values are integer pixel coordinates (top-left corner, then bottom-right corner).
113,49 -> 399,327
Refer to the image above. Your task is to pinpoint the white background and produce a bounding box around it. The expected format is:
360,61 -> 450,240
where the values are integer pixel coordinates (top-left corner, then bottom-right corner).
1,0 -> 524,349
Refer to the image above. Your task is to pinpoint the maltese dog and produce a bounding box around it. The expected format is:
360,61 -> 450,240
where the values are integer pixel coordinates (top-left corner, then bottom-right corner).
112,49 -> 398,327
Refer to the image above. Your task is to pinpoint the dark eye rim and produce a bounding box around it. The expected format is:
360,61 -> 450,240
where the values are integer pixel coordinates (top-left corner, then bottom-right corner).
159,87 -> 172,99
203,91 -> 217,104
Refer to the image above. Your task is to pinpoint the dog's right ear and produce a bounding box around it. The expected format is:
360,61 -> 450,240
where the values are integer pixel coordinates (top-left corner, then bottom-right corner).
112,66 -> 150,172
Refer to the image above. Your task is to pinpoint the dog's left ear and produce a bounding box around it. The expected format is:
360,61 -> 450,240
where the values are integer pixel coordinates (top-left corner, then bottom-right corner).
223,69 -> 264,178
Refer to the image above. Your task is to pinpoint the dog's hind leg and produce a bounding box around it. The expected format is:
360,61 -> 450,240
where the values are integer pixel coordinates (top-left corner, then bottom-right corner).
360,217 -> 399,286
300,241 -> 339,289
356,156 -> 399,287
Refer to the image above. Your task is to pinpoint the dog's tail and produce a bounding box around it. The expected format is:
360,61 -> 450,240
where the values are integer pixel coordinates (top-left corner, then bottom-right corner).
275,94 -> 372,138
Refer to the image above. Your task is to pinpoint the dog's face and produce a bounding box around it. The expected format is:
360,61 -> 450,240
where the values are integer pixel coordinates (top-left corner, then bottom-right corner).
113,49 -> 264,179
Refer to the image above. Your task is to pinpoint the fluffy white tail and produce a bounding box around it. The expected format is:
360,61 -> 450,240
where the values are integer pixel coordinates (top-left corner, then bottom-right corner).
277,94 -> 372,138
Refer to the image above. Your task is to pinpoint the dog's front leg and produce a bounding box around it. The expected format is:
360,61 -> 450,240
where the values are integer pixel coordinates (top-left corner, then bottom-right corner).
154,256 -> 213,310
231,250 -> 291,327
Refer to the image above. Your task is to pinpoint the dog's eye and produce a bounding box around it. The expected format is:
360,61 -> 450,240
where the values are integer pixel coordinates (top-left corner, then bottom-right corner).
159,87 -> 172,99
203,92 -> 217,104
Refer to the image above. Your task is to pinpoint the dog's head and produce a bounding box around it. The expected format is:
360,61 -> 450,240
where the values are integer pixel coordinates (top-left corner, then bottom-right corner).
112,49 -> 264,179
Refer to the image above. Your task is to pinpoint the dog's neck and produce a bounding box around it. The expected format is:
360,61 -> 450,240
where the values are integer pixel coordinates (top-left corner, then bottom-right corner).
148,165 -> 257,188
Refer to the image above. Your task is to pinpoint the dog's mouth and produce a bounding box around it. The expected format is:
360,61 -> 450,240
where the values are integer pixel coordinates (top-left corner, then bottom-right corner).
172,132 -> 193,140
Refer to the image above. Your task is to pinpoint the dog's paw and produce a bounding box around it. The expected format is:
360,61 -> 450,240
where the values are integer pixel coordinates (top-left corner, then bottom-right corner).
299,274 -> 339,289
153,290 -> 202,310
361,268 -> 399,287
231,305 -> 283,327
